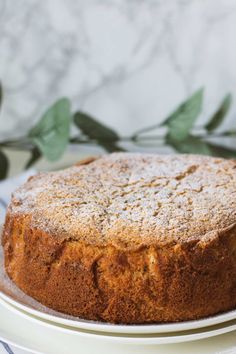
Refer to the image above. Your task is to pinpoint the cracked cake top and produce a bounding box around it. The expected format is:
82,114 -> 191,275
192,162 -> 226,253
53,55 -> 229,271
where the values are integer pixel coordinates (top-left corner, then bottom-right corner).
8,153 -> 236,249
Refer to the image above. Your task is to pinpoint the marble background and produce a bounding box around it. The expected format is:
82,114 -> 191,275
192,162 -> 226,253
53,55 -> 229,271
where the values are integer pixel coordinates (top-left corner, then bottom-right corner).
0,0 -> 236,140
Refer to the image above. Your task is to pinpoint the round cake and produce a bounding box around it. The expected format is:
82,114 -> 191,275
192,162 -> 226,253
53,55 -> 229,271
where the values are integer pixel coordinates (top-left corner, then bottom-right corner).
2,153 -> 236,324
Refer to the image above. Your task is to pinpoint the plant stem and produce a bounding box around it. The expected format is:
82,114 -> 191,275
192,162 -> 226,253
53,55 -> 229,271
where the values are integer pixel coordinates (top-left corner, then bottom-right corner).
0,131 -> 234,152
132,124 -> 163,140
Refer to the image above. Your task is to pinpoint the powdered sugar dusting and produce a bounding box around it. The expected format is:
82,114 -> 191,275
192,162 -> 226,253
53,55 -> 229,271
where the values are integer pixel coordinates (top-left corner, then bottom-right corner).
7,153 -> 236,246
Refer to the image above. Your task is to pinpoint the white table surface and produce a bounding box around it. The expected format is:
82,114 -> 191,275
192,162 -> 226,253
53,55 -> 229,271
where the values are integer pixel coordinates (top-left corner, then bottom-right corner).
0,343 -> 26,354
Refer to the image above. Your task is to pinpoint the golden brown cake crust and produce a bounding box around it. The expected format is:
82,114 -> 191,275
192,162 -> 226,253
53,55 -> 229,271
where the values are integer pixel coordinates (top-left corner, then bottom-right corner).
2,153 -> 236,323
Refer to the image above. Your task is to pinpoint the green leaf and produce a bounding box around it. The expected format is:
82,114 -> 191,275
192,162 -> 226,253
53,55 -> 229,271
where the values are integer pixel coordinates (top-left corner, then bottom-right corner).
207,143 -> 236,159
224,130 -> 236,136
25,146 -> 42,169
167,135 -> 212,155
74,112 -> 119,142
29,98 -> 71,161
167,135 -> 236,159
205,93 -> 232,132
0,150 -> 9,180
74,112 -> 124,152
164,88 -> 204,141
100,142 -> 126,153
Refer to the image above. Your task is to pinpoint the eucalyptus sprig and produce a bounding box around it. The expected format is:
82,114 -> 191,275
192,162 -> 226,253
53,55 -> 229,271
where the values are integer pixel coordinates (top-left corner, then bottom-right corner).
0,82 -> 236,180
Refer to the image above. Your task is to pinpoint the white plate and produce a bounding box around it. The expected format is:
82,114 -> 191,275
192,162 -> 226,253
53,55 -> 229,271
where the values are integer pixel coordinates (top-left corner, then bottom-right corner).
1,299 -> 236,354
2,296 -> 236,347
1,288 -> 236,336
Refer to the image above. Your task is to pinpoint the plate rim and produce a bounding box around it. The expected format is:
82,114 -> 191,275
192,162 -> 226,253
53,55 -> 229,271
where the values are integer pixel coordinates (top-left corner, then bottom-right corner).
1,296 -> 236,345
1,289 -> 236,334
1,289 -> 236,335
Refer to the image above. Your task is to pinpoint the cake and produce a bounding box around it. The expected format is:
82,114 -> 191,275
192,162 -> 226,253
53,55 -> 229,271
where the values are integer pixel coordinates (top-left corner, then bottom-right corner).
2,153 -> 236,324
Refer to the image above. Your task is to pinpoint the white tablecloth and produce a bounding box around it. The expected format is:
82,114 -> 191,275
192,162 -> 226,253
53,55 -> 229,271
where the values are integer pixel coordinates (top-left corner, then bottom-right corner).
0,343 -> 28,354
